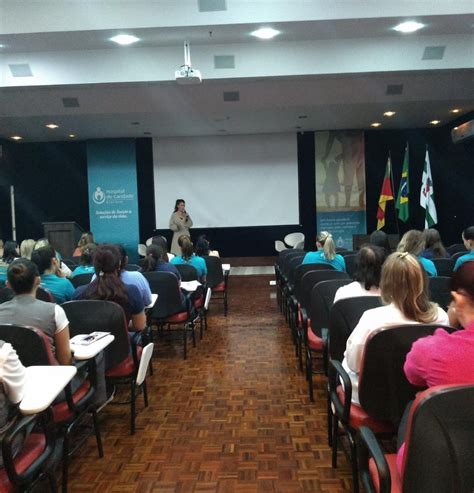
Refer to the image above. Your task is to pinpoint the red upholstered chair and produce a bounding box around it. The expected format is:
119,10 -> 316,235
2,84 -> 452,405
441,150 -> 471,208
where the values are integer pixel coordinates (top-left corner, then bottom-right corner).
203,256 -> 229,316
0,409 -> 57,493
143,272 -> 196,359
36,286 -> 55,303
328,324 -> 456,493
358,384 -> 474,493
0,324 -> 103,493
61,300 -> 151,435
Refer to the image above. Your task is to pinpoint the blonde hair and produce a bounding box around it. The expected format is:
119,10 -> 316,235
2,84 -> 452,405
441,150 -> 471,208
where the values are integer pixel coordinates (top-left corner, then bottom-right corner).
77,232 -> 94,251
397,230 -> 425,256
34,238 -> 50,250
380,252 -> 438,323
20,239 -> 36,259
317,231 -> 336,260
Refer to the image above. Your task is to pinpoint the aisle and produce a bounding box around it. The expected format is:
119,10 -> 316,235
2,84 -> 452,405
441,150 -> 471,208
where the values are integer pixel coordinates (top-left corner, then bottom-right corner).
68,275 -> 352,492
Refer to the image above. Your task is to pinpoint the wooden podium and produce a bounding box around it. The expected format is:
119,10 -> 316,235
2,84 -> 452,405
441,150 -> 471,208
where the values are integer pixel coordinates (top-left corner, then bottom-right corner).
43,222 -> 84,257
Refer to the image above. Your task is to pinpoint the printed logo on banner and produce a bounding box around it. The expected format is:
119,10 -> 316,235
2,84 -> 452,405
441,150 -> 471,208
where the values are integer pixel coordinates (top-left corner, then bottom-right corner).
92,186 -> 106,205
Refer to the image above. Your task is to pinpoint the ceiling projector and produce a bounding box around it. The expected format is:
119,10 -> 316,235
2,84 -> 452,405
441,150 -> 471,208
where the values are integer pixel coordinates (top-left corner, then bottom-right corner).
175,41 -> 202,85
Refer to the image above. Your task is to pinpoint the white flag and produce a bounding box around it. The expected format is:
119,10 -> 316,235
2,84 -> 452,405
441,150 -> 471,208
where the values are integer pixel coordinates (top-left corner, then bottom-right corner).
420,149 -> 438,228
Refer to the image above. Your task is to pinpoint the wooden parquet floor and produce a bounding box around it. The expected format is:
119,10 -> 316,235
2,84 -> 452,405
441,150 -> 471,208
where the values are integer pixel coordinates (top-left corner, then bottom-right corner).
67,275 -> 352,493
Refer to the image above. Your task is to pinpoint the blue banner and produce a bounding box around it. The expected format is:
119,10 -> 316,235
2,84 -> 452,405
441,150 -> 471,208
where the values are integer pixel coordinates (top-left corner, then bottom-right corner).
316,210 -> 367,250
87,140 -> 139,262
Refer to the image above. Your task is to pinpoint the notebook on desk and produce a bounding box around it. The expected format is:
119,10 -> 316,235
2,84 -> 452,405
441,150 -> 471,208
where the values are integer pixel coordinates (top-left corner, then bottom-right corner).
70,332 -> 111,346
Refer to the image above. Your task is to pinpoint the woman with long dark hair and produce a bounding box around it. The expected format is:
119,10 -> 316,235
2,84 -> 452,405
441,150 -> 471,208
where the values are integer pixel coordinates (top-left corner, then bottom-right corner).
169,199 -> 193,255
420,228 -> 449,259
141,244 -> 181,280
171,236 -> 207,282
73,244 -> 146,330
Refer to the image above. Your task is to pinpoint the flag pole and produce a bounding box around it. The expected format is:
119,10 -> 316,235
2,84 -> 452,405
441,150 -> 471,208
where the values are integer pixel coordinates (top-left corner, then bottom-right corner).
389,150 -> 400,237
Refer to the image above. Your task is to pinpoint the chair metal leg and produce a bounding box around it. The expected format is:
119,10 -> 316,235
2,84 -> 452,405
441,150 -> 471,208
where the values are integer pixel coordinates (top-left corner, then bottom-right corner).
48,472 -> 57,493
183,326 -> 187,360
307,354 -> 314,402
349,432 -> 359,493
92,410 -> 104,457
143,379 -> 149,408
191,323 -> 196,347
224,291 -> 228,316
331,414 -> 339,469
130,381 -> 136,435
62,433 -> 69,493
327,389 -> 333,447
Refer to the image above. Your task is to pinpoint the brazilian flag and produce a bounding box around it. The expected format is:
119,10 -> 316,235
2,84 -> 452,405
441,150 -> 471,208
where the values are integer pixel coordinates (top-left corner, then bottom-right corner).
396,146 -> 409,222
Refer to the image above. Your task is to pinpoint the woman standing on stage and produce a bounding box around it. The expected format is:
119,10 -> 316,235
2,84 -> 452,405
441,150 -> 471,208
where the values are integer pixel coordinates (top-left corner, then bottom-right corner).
169,199 -> 193,255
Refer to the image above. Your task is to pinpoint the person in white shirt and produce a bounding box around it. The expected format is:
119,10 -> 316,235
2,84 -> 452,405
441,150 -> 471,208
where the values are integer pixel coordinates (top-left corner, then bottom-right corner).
334,245 -> 385,303
342,252 -> 449,405
0,341 -> 26,405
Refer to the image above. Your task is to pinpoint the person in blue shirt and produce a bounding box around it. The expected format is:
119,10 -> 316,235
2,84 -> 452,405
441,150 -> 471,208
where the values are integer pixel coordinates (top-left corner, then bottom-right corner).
420,228 -> 450,260
0,241 -> 20,287
31,246 -> 75,303
140,244 -> 181,280
71,243 -> 96,278
302,231 -> 346,272
171,236 -> 207,282
397,229 -> 437,277
454,226 -> 474,271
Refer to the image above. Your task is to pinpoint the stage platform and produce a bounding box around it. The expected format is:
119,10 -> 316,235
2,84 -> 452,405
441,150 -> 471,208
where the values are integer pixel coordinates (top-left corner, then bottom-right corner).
221,256 -> 276,275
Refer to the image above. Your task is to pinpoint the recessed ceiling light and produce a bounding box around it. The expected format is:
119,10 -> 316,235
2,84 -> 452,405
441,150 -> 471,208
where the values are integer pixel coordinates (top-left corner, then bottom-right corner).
371,122 -> 382,128
298,115 -> 308,119
250,27 -> 280,40
450,108 -> 460,114
10,135 -> 23,141
383,111 -> 396,117
393,21 -> 424,33
68,134 -> 75,138
429,120 -> 441,125
110,34 -> 139,46
131,121 -> 140,126
45,123 -> 59,129
453,126 -> 458,130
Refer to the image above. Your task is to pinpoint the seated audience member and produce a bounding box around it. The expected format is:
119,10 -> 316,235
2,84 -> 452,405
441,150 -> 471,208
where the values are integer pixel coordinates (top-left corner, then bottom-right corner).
141,244 -> 181,280
74,244 -> 146,331
34,238 -> 72,278
72,232 -> 95,257
397,229 -> 437,276
171,236 -> 207,282
195,235 -> 220,258
342,252 -> 449,405
369,230 -> 391,256
31,246 -> 75,304
151,235 -> 174,261
0,241 -> 20,287
396,260 -> 474,474
19,239 -> 36,260
0,259 -> 72,365
454,226 -> 474,271
302,231 -> 346,272
334,245 -> 385,303
420,228 -> 449,259
71,243 -> 96,278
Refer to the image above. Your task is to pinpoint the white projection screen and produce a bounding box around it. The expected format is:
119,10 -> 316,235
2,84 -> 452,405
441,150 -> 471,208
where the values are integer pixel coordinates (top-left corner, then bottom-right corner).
153,133 -> 299,228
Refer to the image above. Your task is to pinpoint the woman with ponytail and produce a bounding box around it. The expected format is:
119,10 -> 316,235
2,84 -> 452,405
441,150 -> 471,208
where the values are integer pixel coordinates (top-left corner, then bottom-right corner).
73,244 -> 146,331
342,252 -> 449,405
171,236 -> 207,282
141,244 -> 181,280
302,231 -> 346,272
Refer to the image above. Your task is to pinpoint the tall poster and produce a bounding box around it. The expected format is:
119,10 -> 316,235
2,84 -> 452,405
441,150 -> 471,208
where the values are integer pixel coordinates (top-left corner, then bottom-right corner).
87,139 -> 139,261
315,131 -> 367,249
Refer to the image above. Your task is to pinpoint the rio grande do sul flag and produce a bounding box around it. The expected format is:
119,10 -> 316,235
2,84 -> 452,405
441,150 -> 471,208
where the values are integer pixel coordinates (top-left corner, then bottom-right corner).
376,156 -> 394,230
420,148 -> 438,228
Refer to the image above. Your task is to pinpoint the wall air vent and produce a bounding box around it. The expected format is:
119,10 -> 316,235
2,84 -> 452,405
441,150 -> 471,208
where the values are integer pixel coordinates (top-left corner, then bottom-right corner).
386,84 -> 404,95
62,97 -> 80,108
223,91 -> 240,102
8,63 -> 32,77
422,46 -> 446,60
214,55 -> 235,69
198,0 -> 227,12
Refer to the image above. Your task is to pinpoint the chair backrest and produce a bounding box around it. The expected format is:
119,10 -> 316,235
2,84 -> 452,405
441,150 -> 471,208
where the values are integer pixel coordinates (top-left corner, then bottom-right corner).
175,263 -> 199,282
36,286 -> 55,303
145,237 -> 154,247
309,274 -> 351,336
137,244 -> 147,257
124,264 -> 140,271
428,276 -> 452,311
204,287 -> 212,310
284,232 -> 305,248
328,296 -> 383,361
61,300 -> 131,369
451,250 -> 468,262
275,240 -> 287,253
280,250 -> 305,278
300,273 -> 349,314
401,384 -> 474,493
203,255 -> 224,288
287,255 -> 307,287
142,271 -> 187,319
0,325 -> 57,366
293,264 -> 337,305
277,248 -> 304,269
62,258 -> 78,270
358,324 -> 456,424
136,343 -> 154,386
71,273 -> 94,288
446,243 -> 467,256
343,254 -> 358,278
431,258 -> 455,277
